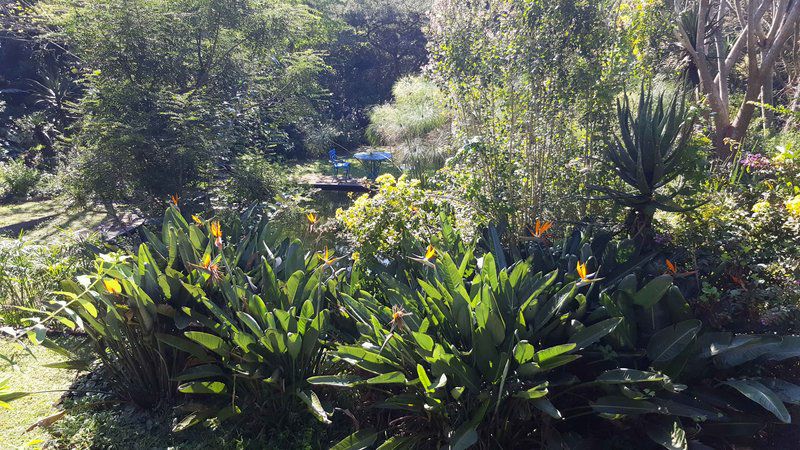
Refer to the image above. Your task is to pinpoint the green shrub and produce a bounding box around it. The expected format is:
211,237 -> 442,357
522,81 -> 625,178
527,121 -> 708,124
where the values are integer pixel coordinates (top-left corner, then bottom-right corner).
336,174 -> 479,261
0,238 -> 92,326
222,152 -> 289,206
326,234 -> 800,448
48,204 -> 341,423
0,159 -> 41,200
23,205 -> 800,448
656,132 -> 800,333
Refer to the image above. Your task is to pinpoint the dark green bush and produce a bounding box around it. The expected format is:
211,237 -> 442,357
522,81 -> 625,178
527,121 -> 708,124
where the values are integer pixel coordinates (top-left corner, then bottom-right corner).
325,232 -> 800,448
221,152 -> 289,206
28,206 -> 800,448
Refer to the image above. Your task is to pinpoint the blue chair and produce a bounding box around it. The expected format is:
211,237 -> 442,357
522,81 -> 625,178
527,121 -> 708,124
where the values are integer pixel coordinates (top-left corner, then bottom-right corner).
328,149 -> 350,179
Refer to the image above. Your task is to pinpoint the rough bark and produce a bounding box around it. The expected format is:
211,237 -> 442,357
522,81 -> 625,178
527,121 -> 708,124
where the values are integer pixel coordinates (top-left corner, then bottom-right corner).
676,0 -> 800,158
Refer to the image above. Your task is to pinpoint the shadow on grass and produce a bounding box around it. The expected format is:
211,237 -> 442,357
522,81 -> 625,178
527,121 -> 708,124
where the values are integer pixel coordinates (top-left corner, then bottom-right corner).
42,351 -> 356,449
0,214 -> 58,237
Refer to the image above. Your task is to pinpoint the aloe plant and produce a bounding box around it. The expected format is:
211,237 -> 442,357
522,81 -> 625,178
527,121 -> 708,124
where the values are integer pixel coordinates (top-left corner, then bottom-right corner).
593,85 -> 697,240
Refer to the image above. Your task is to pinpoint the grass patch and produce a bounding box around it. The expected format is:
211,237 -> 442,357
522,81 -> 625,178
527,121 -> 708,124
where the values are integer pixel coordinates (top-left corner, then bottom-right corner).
0,336 -> 85,449
0,199 -> 109,244
0,335 -> 342,449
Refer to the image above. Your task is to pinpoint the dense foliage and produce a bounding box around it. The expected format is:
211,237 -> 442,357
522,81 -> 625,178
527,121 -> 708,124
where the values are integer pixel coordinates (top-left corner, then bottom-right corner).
2,0 -> 800,448
3,205 -> 796,449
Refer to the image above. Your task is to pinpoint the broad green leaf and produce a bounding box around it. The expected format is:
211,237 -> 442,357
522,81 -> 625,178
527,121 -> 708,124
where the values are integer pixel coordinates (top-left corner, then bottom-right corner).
412,332 -> 434,352
43,359 -> 92,371
513,341 -> 536,364
760,378 -> 800,405
532,283 -> 576,331
27,324 -> 47,345
236,312 -> 263,336
376,435 -> 419,450
156,333 -> 209,359
185,331 -> 231,357
366,371 -> 407,385
713,336 -> 782,369
646,417 -> 687,450
331,429 -> 379,450
568,317 -> 622,350
514,383 -> 549,400
482,253 -> 498,289
307,375 -> 363,387
335,345 -> 399,374
597,369 -> 667,384
535,344 -> 576,363
417,364 -> 432,391
448,429 -> 477,450
0,390 -> 30,403
178,381 -> 228,395
538,354 -> 580,371
725,379 -> 791,423
633,275 -> 673,308
764,336 -> 800,362
591,396 -> 660,415
297,390 -> 331,424
448,399 -> 488,450
531,398 -> 561,419
174,364 -> 225,382
646,320 -> 701,363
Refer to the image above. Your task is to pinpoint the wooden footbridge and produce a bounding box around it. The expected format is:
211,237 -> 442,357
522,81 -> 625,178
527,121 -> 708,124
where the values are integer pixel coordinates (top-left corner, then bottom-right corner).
298,174 -> 372,193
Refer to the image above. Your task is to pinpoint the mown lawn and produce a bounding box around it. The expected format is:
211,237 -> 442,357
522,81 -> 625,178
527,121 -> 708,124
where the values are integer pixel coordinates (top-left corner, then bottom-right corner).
0,337 -> 84,449
0,199 -> 109,244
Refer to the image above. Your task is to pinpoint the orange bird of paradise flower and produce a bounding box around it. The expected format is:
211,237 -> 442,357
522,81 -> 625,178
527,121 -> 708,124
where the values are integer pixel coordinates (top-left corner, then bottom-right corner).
530,219 -> 553,238
380,304 -> 412,352
409,244 -> 437,268
663,259 -> 697,278
194,253 -> 223,284
191,215 -> 203,226
210,221 -> 223,249
318,246 -> 342,267
576,260 -> 601,285
425,244 -> 436,261
170,194 -> 180,206
103,278 -> 122,295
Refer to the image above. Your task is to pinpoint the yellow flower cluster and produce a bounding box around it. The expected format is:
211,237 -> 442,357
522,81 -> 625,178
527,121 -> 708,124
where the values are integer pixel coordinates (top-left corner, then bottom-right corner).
786,195 -> 800,218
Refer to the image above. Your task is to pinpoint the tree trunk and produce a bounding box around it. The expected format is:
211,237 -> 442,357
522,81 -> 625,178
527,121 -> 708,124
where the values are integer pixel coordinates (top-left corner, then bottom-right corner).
762,68 -> 775,134
784,76 -> 800,131
730,70 -> 765,149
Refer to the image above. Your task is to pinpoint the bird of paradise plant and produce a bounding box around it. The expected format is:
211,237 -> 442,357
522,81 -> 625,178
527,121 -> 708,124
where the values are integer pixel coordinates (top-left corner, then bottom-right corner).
529,219 -> 553,238
210,221 -> 223,249
192,254 -> 223,285
379,305 -> 412,351
170,194 -> 180,206
576,260 -> 601,286
103,278 -> 122,295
